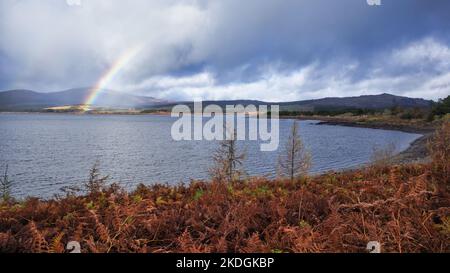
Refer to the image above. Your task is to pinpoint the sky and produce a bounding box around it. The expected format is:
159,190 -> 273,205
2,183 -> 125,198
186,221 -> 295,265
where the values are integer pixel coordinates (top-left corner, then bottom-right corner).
1,0 -> 450,101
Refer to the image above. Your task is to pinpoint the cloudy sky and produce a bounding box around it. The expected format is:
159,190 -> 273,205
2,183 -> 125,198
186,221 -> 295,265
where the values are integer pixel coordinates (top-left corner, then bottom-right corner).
1,0 -> 450,101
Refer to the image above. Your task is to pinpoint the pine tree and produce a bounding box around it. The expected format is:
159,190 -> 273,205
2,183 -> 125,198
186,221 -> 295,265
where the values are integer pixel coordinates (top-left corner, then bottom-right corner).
278,121 -> 311,181
0,165 -> 13,202
210,128 -> 246,182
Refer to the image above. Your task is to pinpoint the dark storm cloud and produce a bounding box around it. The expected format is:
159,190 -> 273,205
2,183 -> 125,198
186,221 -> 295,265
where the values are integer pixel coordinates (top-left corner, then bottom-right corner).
0,0 -> 449,100
193,0 -> 450,82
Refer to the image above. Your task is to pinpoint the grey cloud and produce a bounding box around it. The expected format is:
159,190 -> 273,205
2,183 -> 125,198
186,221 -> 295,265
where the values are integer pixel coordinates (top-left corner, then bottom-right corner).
0,0 -> 449,101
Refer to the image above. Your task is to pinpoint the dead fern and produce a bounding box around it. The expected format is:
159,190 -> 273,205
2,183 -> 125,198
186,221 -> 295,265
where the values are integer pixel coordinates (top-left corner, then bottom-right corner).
0,153 -> 448,253
49,232 -> 65,253
26,221 -> 48,253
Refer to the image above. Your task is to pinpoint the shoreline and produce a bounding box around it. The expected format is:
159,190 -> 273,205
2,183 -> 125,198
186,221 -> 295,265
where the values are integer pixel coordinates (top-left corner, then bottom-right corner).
307,118 -> 433,165
314,120 -> 434,134
392,133 -> 431,164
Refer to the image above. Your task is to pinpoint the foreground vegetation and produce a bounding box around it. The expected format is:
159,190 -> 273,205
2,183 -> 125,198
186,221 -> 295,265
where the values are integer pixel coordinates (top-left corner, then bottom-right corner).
0,122 -> 448,253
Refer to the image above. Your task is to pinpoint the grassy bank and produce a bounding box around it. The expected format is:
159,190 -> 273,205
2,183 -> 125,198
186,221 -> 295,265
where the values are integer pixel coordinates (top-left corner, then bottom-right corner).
0,123 -> 448,253
291,114 -> 439,134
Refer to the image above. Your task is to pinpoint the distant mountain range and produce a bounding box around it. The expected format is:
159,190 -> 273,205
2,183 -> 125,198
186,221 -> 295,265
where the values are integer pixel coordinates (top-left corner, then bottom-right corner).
277,93 -> 433,111
0,88 -> 434,112
156,93 -> 434,112
0,88 -> 169,111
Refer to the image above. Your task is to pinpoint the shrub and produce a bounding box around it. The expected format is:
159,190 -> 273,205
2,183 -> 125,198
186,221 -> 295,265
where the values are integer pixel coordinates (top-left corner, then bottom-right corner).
278,121 -> 311,181
84,163 -> 109,194
370,143 -> 397,167
0,165 -> 13,203
209,128 -> 246,182
432,96 -> 450,117
428,120 -> 450,182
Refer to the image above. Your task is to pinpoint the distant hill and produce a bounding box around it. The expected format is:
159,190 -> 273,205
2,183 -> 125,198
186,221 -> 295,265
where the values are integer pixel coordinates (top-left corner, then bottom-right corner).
0,89 -> 434,112
277,93 -> 433,111
0,88 -> 170,111
153,93 -> 434,112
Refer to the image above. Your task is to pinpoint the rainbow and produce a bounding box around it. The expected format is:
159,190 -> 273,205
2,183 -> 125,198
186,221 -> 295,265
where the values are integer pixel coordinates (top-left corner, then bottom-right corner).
83,45 -> 143,110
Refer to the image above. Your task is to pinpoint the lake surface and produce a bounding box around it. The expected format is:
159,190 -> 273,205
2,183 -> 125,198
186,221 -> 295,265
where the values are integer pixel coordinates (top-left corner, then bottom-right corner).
0,113 -> 422,199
